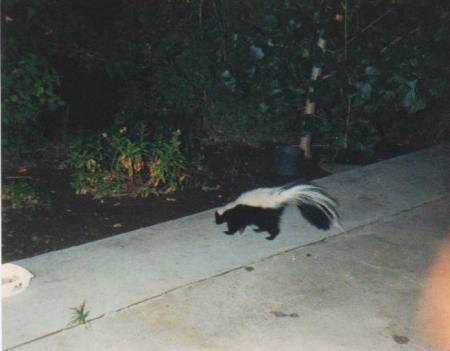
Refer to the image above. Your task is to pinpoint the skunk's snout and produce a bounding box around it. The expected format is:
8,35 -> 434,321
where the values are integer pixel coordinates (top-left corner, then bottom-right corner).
215,211 -> 225,224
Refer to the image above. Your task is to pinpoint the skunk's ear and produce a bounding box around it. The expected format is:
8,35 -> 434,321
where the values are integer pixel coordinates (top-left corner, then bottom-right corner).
215,211 -> 225,224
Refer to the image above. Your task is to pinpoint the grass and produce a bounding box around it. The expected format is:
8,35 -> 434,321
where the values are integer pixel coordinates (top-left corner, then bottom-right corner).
68,301 -> 90,327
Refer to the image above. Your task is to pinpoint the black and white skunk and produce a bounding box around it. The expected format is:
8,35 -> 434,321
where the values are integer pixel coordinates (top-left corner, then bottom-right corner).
215,182 -> 341,240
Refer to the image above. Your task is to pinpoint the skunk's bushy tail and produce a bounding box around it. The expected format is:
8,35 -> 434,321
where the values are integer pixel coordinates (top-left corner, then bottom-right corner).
279,183 -> 340,230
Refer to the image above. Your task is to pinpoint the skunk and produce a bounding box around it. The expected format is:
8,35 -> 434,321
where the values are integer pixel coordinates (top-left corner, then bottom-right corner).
215,182 -> 341,240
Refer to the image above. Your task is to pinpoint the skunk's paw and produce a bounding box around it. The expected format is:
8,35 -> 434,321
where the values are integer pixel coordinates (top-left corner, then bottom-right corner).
265,230 -> 279,240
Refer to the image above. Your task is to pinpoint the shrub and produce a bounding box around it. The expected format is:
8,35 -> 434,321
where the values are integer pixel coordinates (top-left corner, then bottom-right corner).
67,127 -> 188,198
2,0 -> 449,161
201,0 -> 450,158
2,179 -> 44,210
1,53 -> 64,147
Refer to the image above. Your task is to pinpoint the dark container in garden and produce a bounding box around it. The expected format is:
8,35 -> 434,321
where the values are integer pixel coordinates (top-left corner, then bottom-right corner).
274,145 -> 302,176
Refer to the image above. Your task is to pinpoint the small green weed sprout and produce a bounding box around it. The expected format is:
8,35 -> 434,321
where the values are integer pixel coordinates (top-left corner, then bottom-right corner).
68,301 -> 90,328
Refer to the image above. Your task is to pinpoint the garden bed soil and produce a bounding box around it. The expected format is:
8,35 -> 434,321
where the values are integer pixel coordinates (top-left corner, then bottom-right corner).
2,144 -> 329,262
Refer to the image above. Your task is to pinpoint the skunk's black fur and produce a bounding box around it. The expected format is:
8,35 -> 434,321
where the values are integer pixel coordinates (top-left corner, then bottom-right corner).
215,206 -> 284,240
215,181 -> 340,240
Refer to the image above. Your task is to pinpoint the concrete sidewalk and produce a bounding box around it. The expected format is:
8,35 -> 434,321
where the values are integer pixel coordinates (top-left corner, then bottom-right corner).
3,145 -> 450,350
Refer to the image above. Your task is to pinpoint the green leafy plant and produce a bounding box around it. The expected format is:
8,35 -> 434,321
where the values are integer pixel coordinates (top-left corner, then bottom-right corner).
67,127 -> 188,198
2,53 -> 64,147
2,179 -> 44,210
148,130 -> 188,193
68,301 -> 89,328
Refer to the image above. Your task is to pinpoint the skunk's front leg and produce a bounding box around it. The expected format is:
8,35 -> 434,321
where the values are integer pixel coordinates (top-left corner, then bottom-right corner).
224,222 -> 246,235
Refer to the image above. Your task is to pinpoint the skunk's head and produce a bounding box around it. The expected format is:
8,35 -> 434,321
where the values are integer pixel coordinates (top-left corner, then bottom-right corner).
215,210 -> 226,224
215,207 -> 248,235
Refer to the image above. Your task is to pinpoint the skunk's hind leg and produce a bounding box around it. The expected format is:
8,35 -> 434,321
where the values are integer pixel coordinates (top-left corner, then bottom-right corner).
252,207 -> 283,240
253,226 -> 278,239
265,227 -> 280,240
253,217 -> 280,239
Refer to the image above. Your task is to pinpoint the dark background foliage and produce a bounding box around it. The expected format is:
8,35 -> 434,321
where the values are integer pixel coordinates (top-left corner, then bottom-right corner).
2,0 -> 450,158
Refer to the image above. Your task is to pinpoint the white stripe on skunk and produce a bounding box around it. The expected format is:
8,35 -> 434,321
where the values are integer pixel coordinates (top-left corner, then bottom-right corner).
215,182 -> 342,240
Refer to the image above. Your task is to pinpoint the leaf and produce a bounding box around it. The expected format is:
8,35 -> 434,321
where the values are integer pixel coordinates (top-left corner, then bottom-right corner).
409,58 -> 419,67
360,82 -> 372,99
221,70 -> 237,92
221,70 -> 231,79
250,45 -> 265,60
263,15 -> 278,29
405,79 -> 418,89
301,48 -> 310,58
245,66 -> 256,78
353,82 -> 372,104
270,310 -> 299,318
259,102 -> 269,113
287,19 -> 301,31
382,90 -> 396,102
271,80 -> 282,95
402,90 -> 426,113
365,66 -> 380,76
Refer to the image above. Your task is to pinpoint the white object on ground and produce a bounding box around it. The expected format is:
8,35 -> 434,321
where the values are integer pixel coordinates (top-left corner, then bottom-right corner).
2,263 -> 34,298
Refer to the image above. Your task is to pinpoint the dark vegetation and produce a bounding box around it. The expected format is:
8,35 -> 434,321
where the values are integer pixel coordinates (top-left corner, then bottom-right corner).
2,0 -> 450,261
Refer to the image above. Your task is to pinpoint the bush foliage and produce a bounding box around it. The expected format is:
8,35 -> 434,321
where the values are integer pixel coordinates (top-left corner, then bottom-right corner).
2,0 -> 450,160
67,128 -> 187,197
2,179 -> 44,209
2,52 -> 64,146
